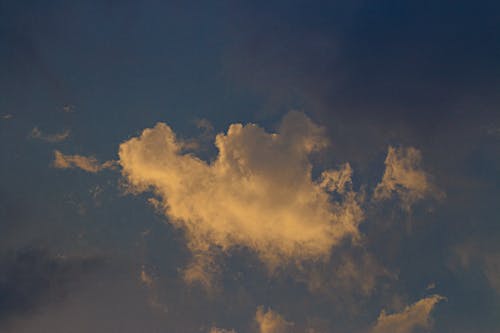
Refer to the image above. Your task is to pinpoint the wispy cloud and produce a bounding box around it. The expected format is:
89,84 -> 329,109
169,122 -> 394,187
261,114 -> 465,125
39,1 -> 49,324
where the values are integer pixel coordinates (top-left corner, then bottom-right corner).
453,242 -> 500,294
255,307 -> 293,333
371,295 -> 445,333
53,150 -> 115,173
30,127 -> 70,143
62,104 -> 75,113
374,146 -> 444,211
209,327 -> 237,333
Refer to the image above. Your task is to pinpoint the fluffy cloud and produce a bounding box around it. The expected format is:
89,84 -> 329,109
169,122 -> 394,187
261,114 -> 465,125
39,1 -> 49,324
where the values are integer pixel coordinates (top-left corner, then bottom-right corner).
374,146 -> 444,210
30,127 -> 70,143
119,112 -> 364,284
53,150 -> 115,173
255,307 -> 293,333
371,295 -> 445,333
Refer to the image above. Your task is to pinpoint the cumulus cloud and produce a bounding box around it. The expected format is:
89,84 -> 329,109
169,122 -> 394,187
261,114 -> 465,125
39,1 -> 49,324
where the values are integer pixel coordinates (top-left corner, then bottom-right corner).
374,146 -> 444,210
30,127 -> 70,143
119,112 -> 364,285
255,307 -> 293,333
53,150 -> 116,173
371,295 -> 445,333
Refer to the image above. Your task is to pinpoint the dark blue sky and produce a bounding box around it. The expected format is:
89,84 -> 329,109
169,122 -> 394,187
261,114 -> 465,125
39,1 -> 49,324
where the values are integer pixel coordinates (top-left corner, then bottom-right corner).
1,1 -> 499,332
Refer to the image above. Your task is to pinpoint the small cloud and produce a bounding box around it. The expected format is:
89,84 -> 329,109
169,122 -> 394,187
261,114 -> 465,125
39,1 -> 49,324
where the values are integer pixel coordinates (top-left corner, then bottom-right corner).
53,150 -> 116,173
318,163 -> 353,193
30,127 -> 70,143
1,114 -> 13,120
62,104 -> 75,113
138,266 -> 168,313
255,307 -> 293,333
139,267 -> 154,288
371,295 -> 445,333
209,328 -> 237,333
373,146 -> 444,211
195,118 -> 215,133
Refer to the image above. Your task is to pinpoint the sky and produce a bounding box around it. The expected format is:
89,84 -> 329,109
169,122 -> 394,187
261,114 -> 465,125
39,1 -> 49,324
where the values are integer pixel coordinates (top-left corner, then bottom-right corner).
0,1 -> 499,332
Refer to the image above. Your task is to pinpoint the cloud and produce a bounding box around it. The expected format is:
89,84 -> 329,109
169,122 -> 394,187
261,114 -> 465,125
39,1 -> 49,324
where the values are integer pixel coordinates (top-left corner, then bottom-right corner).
119,112 -> 364,285
62,104 -> 75,113
255,307 -> 293,333
30,127 -> 70,143
374,146 -> 444,210
209,307 -> 295,333
318,163 -> 353,194
371,295 -> 445,333
453,242 -> 500,294
0,247 -> 102,324
53,150 -> 116,173
209,328 -> 237,333
138,266 -> 168,313
303,250 -> 392,299
195,118 -> 214,134
139,267 -> 154,288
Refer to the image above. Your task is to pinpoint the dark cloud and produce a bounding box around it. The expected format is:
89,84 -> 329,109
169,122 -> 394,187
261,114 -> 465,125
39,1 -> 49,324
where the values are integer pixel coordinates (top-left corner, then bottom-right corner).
0,247 -> 103,324
225,0 -> 500,164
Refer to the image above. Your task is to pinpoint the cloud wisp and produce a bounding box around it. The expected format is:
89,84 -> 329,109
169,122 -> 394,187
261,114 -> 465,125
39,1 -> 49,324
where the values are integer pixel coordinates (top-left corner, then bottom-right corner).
30,127 -> 70,143
453,241 -> 500,294
374,146 -> 444,211
119,111 -> 364,286
209,328 -> 237,333
371,295 -> 445,333
255,307 -> 293,333
53,150 -> 116,173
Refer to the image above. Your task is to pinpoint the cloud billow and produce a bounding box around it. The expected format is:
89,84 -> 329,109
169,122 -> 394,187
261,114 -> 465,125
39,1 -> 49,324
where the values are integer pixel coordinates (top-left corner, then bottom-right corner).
119,111 -> 364,285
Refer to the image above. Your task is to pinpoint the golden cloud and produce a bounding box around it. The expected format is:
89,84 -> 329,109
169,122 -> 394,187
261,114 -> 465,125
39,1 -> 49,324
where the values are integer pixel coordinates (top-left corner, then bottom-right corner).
318,163 -> 353,193
371,295 -> 445,333
118,112 -> 364,285
374,146 -> 444,211
255,307 -> 293,333
53,150 -> 116,173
